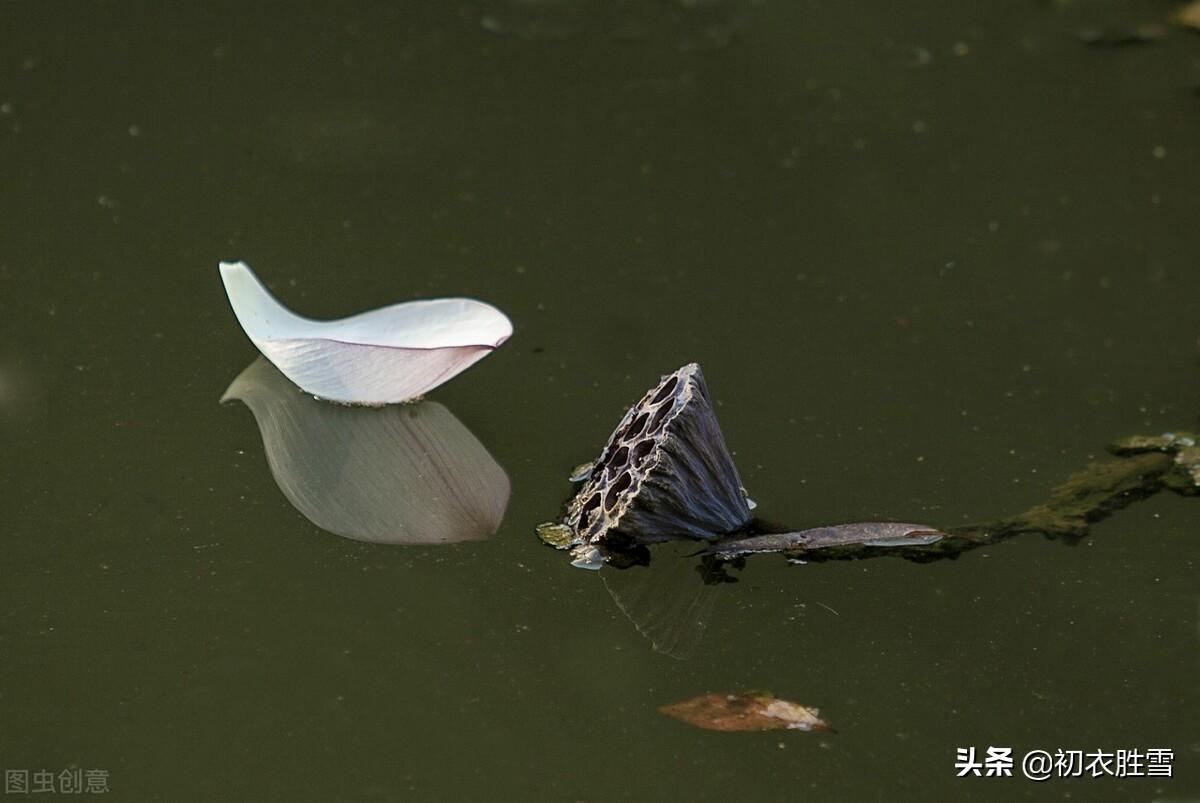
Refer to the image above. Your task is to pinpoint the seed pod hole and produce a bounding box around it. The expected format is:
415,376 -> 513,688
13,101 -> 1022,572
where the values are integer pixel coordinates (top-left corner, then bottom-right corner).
625,412 -> 649,441
580,493 -> 602,526
648,401 -> 673,434
607,445 -> 630,473
605,471 -> 633,509
651,376 -> 679,405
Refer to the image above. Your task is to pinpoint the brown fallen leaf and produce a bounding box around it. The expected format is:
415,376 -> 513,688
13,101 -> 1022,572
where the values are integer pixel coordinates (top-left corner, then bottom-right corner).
1173,0 -> 1200,30
659,693 -> 833,733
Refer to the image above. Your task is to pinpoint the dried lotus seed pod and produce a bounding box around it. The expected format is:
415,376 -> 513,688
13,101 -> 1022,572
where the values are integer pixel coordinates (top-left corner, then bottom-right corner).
563,363 -> 752,552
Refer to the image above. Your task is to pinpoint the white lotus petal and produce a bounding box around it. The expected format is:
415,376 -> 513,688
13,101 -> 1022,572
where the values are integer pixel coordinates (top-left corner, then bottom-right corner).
222,358 -> 511,544
219,261 -> 513,405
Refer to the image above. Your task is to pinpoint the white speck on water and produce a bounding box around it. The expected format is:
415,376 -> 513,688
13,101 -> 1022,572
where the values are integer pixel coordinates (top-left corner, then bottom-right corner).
912,120 -> 927,134
952,41 -> 970,56
0,103 -> 12,115
815,601 -> 840,616
128,124 -> 141,137
1152,146 -> 1166,159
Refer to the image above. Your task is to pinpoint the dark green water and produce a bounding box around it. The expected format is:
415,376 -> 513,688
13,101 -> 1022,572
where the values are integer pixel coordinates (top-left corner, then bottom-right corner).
2,2 -> 1198,801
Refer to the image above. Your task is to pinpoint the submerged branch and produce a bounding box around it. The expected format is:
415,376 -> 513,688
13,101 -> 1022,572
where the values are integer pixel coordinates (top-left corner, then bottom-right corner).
771,435 -> 1197,565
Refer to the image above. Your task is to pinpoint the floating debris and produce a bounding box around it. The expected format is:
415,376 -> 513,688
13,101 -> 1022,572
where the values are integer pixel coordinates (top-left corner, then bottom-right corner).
567,461 -> 595,483
1108,432 -> 1200,494
535,522 -> 575,549
1109,431 -> 1197,455
1171,446 -> 1200,491
660,693 -> 832,733
556,364 -> 752,567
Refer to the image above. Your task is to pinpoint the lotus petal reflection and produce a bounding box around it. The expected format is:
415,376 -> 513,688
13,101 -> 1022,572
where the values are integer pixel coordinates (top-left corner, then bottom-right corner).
219,261 -> 512,405
222,358 -> 510,544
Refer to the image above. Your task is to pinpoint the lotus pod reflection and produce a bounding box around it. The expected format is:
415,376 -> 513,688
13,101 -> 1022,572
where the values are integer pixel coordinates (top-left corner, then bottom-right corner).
563,364 -> 752,555
223,358 -> 510,544
601,542 -> 734,660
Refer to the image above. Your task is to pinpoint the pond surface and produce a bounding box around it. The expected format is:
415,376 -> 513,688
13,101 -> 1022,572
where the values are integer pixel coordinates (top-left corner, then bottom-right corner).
2,1 -> 1199,800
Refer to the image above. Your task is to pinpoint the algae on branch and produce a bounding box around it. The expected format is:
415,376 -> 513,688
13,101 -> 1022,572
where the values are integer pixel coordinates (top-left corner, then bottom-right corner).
786,448 -> 1181,564
1109,431 -> 1197,455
